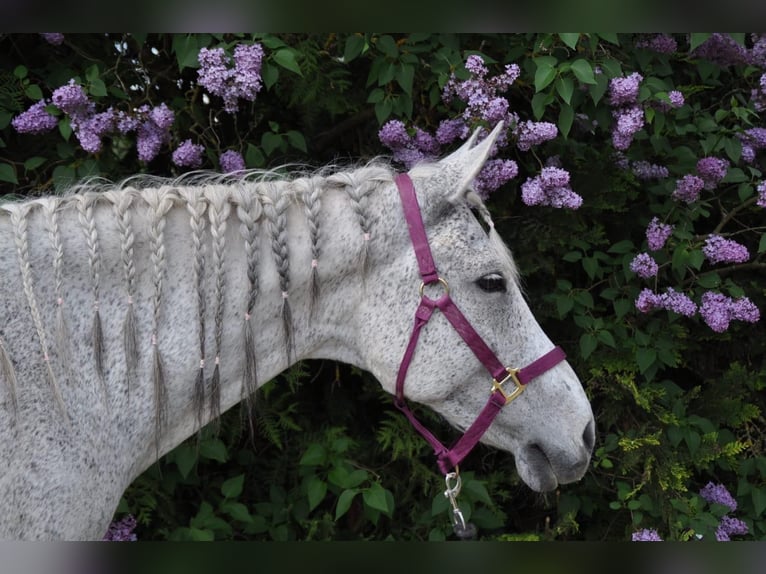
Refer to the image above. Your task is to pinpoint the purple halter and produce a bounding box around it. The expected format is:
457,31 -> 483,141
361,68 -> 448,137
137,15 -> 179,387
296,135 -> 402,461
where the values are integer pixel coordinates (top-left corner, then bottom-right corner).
393,173 -> 567,476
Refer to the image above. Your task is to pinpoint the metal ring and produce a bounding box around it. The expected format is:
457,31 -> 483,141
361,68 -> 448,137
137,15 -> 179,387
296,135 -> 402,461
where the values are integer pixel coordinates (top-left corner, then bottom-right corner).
419,277 -> 449,298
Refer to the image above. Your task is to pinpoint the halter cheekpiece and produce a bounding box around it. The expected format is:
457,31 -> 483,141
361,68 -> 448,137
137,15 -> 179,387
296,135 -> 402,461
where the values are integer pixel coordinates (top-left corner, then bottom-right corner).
393,173 -> 566,535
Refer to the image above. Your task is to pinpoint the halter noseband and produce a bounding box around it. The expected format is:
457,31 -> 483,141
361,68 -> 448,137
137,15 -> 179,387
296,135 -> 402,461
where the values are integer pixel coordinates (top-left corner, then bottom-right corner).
393,173 -> 566,477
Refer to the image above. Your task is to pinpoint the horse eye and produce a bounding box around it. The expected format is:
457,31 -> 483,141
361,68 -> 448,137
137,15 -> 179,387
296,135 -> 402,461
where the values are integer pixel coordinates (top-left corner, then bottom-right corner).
476,273 -> 507,293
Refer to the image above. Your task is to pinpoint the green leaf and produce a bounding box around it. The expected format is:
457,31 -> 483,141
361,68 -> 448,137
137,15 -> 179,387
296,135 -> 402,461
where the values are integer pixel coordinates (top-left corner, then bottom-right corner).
534,64 -> 556,93
598,330 -> 616,348
758,234 -> 766,254
463,479 -> 492,506
13,65 -> 28,79
614,299 -> 631,320
286,130 -> 307,153
172,34 -> 203,71
582,256 -> 599,279
580,333 -> 598,360
344,34 -> 366,62
689,33 -> 712,52
245,143 -> 265,168
752,488 -> 766,516
24,84 -> 43,101
299,443 -> 327,466
555,76 -> 574,105
0,163 -> 18,184
173,444 -> 198,479
376,35 -> 399,58
558,104 -> 574,138
221,474 -> 245,499
571,59 -> 596,85
636,348 -> 657,374
374,99 -> 393,124
306,476 -> 327,511
221,501 -> 252,523
23,156 -> 47,171
88,79 -> 107,98
261,131 -> 283,156
396,64 -> 415,96
363,483 -> 392,515
261,62 -> 279,89
273,49 -> 303,76
558,33 -> 580,50
608,240 -> 635,254
199,438 -> 228,462
556,295 -> 574,318
335,489 -> 358,520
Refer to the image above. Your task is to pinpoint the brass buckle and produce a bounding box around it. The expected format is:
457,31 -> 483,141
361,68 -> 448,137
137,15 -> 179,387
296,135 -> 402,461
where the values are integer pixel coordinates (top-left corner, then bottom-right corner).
491,368 -> 524,404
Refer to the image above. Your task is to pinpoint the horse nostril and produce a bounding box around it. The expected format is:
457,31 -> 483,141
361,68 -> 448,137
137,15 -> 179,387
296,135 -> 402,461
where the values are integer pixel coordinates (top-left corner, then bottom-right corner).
582,418 -> 596,453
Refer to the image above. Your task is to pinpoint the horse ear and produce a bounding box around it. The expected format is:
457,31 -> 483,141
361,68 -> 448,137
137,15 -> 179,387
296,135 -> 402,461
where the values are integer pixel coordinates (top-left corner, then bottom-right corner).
438,121 -> 504,201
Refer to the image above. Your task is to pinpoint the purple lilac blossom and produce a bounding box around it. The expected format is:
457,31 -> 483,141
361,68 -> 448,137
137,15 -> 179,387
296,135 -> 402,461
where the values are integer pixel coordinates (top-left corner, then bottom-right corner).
635,289 -> 662,313
51,80 -> 93,122
635,34 -> 678,54
197,44 -> 264,114
646,217 -> 674,251
74,110 -> 116,153
515,121 -> 558,151
172,139 -> 205,168
700,482 -> 738,511
11,100 -> 58,134
611,106 -> 644,150
521,167 -> 582,209
632,161 -> 669,180
751,73 -> 766,112
609,73 -> 643,106
378,120 -> 411,149
696,157 -> 729,190
219,150 -> 246,172
716,516 -> 749,542
703,235 -> 749,264
691,34 -> 750,67
414,128 -> 440,157
435,118 -> 468,145
660,288 -> 697,317
133,105 -> 175,163
473,159 -> 519,199
40,33 -> 65,45
630,253 -> 659,278
757,181 -> 766,208
631,529 -> 663,542
699,293 -> 760,332
751,34 -> 766,67
672,174 -> 705,203
103,515 -> 138,541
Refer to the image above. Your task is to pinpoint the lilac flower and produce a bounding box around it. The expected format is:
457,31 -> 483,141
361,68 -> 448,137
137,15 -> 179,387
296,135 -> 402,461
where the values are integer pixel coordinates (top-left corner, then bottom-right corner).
149,103 -> 174,130
630,253 -> 659,279
74,110 -> 116,153
609,73 -> 643,107
672,174 -> 705,203
414,128 -> 440,157
700,293 -> 760,332
635,34 -> 678,54
435,118 -> 468,145
703,235 -> 749,265
700,482 -> 737,512
716,516 -> 749,541
51,80 -> 93,122
632,528 -> 663,541
103,514 -> 138,542
751,34 -> 766,68
668,90 -> 684,108
757,181 -> 766,208
133,105 -> 175,163
172,139 -> 205,168
474,159 -> 518,199
632,161 -> 669,181
40,33 -> 65,45
116,110 -> 140,134
515,121 -> 558,151
646,217 -> 674,251
611,106 -> 644,150
521,167 -> 582,209
635,289 -> 662,313
197,43 -> 264,114
750,73 -> 766,112
660,288 -> 697,317
696,157 -> 729,190
11,100 -> 58,134
691,34 -> 750,67
219,150 -> 246,172
378,119 -> 411,149
464,54 -> 488,76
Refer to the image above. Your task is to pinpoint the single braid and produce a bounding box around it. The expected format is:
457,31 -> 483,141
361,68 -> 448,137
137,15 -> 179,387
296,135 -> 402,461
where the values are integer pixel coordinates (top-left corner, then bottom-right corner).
205,185 -> 231,425
104,189 -> 139,391
261,182 -> 294,360
235,184 -> 263,438
144,187 -> 174,450
40,198 -> 71,372
178,186 -> 208,431
5,204 -> 68,421
299,177 -> 323,315
332,171 -> 374,278
0,335 -> 18,416
75,193 -> 108,404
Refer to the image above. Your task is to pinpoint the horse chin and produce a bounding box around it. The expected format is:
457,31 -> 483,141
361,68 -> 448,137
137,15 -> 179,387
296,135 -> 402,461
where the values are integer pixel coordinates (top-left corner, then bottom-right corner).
515,445 -> 561,492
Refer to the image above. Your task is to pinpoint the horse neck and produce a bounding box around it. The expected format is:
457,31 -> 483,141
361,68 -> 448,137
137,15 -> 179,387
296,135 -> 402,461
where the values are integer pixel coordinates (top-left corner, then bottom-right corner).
128,168 -> 394,470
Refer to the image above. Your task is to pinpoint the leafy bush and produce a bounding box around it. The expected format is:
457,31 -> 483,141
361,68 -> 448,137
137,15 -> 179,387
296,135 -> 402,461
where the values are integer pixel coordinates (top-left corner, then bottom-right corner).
1,33 -> 764,541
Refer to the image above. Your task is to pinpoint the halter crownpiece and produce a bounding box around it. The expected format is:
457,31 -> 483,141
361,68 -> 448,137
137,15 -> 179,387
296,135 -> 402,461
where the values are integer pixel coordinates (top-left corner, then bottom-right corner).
392,172 -> 566,534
